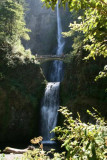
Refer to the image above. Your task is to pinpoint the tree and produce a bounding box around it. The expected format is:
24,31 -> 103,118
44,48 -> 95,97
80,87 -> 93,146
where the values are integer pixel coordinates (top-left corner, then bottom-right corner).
0,0 -> 30,50
42,0 -> 107,77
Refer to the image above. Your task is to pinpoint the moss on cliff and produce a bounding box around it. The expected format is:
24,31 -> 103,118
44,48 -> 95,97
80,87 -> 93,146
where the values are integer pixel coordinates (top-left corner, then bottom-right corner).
60,53 -> 107,122
0,52 -> 46,143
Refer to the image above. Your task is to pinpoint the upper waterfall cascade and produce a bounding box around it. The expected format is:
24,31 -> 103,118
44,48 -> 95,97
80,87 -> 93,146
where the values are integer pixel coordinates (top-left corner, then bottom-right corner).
41,0 -> 65,143
56,1 -> 65,56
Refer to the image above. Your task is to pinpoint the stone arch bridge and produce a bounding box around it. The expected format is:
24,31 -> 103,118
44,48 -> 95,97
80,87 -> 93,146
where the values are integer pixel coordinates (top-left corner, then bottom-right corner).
35,55 -> 67,63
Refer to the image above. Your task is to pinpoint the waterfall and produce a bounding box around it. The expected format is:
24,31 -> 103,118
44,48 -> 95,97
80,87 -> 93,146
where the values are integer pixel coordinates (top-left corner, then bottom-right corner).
41,82 -> 60,143
41,0 -> 65,143
56,0 -> 65,56
50,0 -> 65,82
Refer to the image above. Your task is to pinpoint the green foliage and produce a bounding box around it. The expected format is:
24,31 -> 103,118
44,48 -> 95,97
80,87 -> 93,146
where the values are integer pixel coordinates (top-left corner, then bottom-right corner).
52,107 -> 107,160
5,44 -> 39,66
21,148 -> 66,160
0,0 -> 30,45
0,153 -> 5,160
42,0 -> 107,78
95,65 -> 107,81
72,35 -> 84,56
0,0 -> 32,65
0,0 -> 39,66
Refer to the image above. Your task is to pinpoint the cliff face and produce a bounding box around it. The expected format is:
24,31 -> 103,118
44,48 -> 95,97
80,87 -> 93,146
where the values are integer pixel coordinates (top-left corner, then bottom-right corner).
24,0 -> 71,55
60,54 -> 107,122
0,53 -> 46,143
24,0 -> 57,54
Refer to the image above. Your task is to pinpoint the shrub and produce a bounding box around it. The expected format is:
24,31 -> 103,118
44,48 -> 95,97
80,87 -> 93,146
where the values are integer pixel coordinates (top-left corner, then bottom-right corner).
53,107 -> 107,160
21,148 -> 65,160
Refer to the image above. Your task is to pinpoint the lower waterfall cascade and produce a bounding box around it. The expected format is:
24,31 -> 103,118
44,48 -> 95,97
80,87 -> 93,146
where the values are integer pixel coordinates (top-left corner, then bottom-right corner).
41,0 -> 65,143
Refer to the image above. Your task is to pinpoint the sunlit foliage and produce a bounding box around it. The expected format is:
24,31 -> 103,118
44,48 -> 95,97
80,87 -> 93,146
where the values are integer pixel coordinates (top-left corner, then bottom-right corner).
42,0 -> 107,78
22,148 -> 66,160
52,107 -> 107,160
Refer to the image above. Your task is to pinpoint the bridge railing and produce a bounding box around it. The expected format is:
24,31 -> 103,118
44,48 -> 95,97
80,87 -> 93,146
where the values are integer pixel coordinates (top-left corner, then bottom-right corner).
35,55 -> 67,58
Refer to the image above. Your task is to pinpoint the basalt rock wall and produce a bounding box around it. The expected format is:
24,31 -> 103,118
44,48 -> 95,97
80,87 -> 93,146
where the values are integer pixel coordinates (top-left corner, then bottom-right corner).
59,54 -> 107,123
0,53 -> 46,143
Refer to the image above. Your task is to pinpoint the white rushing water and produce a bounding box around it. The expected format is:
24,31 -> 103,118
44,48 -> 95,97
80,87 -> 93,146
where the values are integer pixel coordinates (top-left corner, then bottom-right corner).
56,0 -> 65,56
50,0 -> 65,82
41,0 -> 65,143
41,82 -> 60,142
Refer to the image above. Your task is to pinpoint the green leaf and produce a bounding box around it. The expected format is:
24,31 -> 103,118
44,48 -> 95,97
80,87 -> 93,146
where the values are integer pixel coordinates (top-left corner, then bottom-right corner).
86,140 -> 91,150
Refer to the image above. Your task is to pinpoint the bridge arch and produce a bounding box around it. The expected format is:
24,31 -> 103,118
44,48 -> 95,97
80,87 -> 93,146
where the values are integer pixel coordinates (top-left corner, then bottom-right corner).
35,55 -> 67,63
